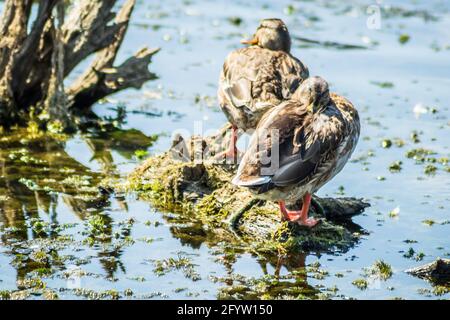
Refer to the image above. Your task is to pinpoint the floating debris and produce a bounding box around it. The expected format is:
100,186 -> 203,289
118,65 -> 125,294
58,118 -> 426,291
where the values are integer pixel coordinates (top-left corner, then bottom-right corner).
352,278 -> 368,290
398,34 -> 411,45
227,16 -> 243,26
422,219 -> 435,226
389,207 -> 400,218
371,81 -> 394,89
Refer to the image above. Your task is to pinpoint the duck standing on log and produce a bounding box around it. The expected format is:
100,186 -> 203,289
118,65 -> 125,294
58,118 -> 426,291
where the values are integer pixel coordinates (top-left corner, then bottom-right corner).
232,77 -> 360,227
217,18 -> 309,161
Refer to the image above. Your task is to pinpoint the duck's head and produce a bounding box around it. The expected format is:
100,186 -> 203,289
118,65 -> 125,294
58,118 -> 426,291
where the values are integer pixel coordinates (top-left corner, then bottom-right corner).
292,76 -> 330,113
241,19 -> 291,52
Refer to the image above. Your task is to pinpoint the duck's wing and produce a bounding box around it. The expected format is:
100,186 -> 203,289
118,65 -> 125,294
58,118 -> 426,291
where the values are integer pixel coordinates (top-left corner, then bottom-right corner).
233,102 -> 346,192
218,48 -> 260,110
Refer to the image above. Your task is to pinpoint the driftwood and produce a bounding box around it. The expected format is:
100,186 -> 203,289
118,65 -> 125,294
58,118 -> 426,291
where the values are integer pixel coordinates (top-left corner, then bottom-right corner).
406,258 -> 450,285
122,132 -> 370,254
0,0 -> 159,127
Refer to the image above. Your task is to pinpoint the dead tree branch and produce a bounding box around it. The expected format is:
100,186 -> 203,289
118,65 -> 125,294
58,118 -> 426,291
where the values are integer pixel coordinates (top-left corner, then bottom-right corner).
67,0 -> 159,110
0,0 -> 159,127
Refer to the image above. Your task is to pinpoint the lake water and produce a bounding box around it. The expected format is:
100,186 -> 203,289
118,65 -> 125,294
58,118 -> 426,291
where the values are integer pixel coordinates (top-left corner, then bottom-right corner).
0,0 -> 449,299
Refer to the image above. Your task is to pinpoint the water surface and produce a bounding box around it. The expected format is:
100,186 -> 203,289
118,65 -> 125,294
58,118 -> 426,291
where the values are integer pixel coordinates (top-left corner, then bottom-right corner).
0,0 -> 449,299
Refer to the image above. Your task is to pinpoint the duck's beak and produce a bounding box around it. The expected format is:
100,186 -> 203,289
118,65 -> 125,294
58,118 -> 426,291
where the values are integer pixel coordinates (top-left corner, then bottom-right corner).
240,37 -> 259,46
307,103 -> 314,113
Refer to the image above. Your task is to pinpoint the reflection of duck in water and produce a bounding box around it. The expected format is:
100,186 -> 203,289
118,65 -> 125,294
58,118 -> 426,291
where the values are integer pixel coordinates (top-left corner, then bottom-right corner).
233,77 -> 360,228
217,252 -> 321,299
217,18 -> 309,161
255,252 -> 308,278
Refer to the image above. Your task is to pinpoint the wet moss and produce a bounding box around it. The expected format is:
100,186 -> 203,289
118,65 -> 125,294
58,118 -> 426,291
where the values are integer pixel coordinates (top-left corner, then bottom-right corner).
134,149 -> 149,160
17,277 -> 46,290
352,279 -> 368,290
365,260 -> 393,280
406,148 -> 436,162
389,207 -> 400,218
152,255 -> 201,281
422,219 -> 435,226
381,139 -> 392,148
85,215 -> 111,241
389,161 -> 402,173
196,192 -> 231,225
403,247 -> 415,259
0,290 -> 11,300
215,273 -> 320,300
424,165 -> 437,175
371,81 -> 394,89
433,285 -> 449,296
43,290 -> 59,300
69,288 -> 122,300
274,221 -> 357,253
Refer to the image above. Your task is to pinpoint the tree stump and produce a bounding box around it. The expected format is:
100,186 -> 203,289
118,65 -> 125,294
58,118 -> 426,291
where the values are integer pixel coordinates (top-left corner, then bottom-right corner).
0,0 -> 159,128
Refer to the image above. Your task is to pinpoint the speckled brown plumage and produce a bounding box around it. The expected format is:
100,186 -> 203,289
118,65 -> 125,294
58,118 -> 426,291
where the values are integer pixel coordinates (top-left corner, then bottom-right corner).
232,78 -> 360,205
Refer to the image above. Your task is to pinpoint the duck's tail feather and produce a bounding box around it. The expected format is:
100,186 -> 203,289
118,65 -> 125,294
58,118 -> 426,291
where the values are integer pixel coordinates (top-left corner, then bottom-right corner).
231,175 -> 274,194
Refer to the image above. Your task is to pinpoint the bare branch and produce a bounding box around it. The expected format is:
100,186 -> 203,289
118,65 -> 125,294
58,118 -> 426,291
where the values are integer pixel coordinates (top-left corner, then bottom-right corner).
68,47 -> 159,109
91,0 -> 137,70
62,0 -> 121,76
406,258 -> 450,284
45,1 -> 68,121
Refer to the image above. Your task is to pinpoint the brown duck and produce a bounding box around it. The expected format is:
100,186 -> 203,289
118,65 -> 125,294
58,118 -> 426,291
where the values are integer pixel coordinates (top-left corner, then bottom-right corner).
217,18 -> 309,160
232,77 -> 360,227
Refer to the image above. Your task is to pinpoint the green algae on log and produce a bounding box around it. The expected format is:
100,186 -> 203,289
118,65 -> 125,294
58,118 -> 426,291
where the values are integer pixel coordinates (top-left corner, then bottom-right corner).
124,134 -> 370,254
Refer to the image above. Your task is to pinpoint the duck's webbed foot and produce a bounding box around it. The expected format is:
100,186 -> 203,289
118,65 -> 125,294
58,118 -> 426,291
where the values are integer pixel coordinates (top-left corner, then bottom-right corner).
279,193 -> 320,228
299,217 -> 319,228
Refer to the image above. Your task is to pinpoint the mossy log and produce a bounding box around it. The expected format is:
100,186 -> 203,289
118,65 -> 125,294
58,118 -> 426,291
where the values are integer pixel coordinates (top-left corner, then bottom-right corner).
0,0 -> 159,127
123,132 -> 370,255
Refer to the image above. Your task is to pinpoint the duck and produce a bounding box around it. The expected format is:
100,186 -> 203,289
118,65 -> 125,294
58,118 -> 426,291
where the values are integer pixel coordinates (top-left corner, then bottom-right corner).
232,76 -> 360,227
216,18 -> 309,161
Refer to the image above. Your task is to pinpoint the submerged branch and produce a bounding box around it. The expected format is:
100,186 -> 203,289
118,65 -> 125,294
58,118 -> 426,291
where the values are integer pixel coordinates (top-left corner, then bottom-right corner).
0,0 -> 159,127
406,258 -> 450,285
